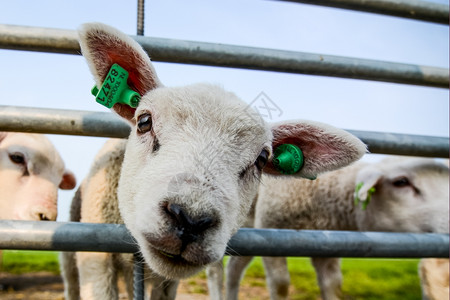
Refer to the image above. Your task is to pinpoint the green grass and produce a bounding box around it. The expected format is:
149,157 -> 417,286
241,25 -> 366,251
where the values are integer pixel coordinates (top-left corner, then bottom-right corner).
1,250 -> 60,274
340,258 -> 421,300
232,257 -> 421,300
1,251 -> 422,299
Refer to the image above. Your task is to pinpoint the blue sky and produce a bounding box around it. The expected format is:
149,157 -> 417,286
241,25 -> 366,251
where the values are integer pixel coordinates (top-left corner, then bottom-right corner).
0,0 -> 448,221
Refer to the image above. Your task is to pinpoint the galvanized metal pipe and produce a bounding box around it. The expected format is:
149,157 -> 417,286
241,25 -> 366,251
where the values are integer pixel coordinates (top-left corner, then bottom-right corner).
133,253 -> 145,300
0,221 -> 448,258
0,220 -> 136,253
228,228 -> 449,258
347,129 -> 449,158
0,105 -> 131,138
137,0 -> 145,36
276,0 -> 449,25
0,105 -> 448,158
0,24 -> 448,88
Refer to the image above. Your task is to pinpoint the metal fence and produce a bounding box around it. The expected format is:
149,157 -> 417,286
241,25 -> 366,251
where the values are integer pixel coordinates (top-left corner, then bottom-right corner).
1,220 -> 449,258
0,0 -> 449,299
0,23 -> 448,88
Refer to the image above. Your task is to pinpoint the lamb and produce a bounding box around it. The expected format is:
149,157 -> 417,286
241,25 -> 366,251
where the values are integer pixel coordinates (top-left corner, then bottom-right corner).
59,22 -> 366,300
0,132 -> 76,221
0,131 -> 76,271
419,258 -> 449,300
222,156 -> 449,300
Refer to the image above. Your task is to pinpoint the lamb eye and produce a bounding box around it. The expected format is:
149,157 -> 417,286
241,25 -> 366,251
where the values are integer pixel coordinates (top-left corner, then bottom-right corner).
9,153 -> 25,165
255,149 -> 269,170
392,177 -> 410,187
137,113 -> 152,134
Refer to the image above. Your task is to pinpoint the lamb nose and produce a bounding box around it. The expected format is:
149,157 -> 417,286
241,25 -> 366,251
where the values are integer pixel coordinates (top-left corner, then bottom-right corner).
164,203 -> 216,244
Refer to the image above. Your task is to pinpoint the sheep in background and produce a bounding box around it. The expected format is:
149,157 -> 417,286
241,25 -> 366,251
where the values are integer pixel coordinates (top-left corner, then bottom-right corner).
222,157 -> 449,300
419,258 -> 449,300
0,131 -> 76,271
0,132 -> 76,221
60,23 -> 366,300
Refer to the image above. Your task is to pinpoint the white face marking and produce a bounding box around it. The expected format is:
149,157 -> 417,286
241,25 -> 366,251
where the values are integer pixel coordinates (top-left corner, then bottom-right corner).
0,133 -> 67,221
78,22 -> 366,280
355,158 -> 449,233
117,84 -> 271,278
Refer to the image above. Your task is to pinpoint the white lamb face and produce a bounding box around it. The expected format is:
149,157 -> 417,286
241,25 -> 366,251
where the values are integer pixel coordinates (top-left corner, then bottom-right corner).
0,132 -> 76,221
118,84 -> 271,278
355,157 -> 449,233
78,23 -> 367,279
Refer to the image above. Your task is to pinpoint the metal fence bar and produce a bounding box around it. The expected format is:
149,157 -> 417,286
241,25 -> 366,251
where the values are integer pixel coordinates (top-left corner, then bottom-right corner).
0,106 -> 131,138
346,129 -> 449,158
137,0 -> 145,36
0,105 -> 448,158
275,0 -> 449,25
0,221 -> 448,258
0,24 -> 448,88
133,253 -> 145,300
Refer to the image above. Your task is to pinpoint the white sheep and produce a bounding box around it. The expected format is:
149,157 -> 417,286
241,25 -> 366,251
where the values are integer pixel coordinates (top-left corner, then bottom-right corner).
59,23 -> 366,300
0,132 -> 76,221
0,131 -> 76,271
419,258 -> 449,300
221,156 -> 449,300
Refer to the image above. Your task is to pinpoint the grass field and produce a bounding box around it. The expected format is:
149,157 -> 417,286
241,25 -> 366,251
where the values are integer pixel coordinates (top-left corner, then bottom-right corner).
1,251 -> 422,299
1,251 -> 60,274
228,257 -> 422,300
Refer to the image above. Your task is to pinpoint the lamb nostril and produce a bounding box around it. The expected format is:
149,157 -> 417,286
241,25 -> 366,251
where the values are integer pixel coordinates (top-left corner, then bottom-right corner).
163,202 -> 217,245
196,217 -> 214,232
39,213 -> 50,221
166,203 -> 192,227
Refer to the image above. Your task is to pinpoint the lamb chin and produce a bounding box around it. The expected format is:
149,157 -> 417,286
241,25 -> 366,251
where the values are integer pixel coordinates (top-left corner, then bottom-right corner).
142,245 -> 206,279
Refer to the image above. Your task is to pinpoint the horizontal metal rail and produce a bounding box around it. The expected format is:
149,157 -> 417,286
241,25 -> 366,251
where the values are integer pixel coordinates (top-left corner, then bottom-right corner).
0,221 -> 448,258
275,0 -> 449,25
345,129 -> 449,158
0,24 -> 448,88
0,106 -> 131,138
0,105 -> 448,158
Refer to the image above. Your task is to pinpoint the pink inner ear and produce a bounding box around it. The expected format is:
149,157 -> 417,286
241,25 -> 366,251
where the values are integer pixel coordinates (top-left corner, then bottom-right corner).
112,103 -> 136,123
107,52 -> 151,96
86,32 -> 160,96
59,171 -> 77,190
272,124 -> 340,157
268,121 -> 365,177
0,132 -> 7,143
268,122 -> 362,177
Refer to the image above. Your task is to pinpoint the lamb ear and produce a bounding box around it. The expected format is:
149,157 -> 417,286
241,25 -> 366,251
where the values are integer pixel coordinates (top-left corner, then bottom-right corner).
59,170 -> 77,190
264,120 -> 367,179
0,132 -> 7,143
354,168 -> 382,202
78,23 -> 163,121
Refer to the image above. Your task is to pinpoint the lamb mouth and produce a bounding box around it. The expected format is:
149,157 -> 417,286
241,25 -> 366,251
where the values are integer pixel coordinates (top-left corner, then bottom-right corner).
149,245 -> 213,269
147,245 -> 193,266
159,250 -> 176,258
158,250 -> 185,262
141,232 -> 215,267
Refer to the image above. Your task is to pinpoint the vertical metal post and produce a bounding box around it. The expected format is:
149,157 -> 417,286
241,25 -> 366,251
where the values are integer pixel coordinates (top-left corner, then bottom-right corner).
133,252 -> 145,300
135,5 -> 145,295
137,0 -> 145,36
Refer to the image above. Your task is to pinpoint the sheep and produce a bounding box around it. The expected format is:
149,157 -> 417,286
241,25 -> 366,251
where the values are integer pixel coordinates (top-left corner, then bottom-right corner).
0,131 -> 76,271
59,22 -> 367,300
222,156 -> 449,300
419,258 -> 449,300
0,131 -> 76,221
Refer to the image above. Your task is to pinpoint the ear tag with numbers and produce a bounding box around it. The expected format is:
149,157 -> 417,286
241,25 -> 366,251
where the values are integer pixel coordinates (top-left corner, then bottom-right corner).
91,63 -> 141,109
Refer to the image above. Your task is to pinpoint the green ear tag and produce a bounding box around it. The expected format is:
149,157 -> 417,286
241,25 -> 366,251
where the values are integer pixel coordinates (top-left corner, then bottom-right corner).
273,144 -> 304,174
354,182 -> 376,210
91,63 -> 141,109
